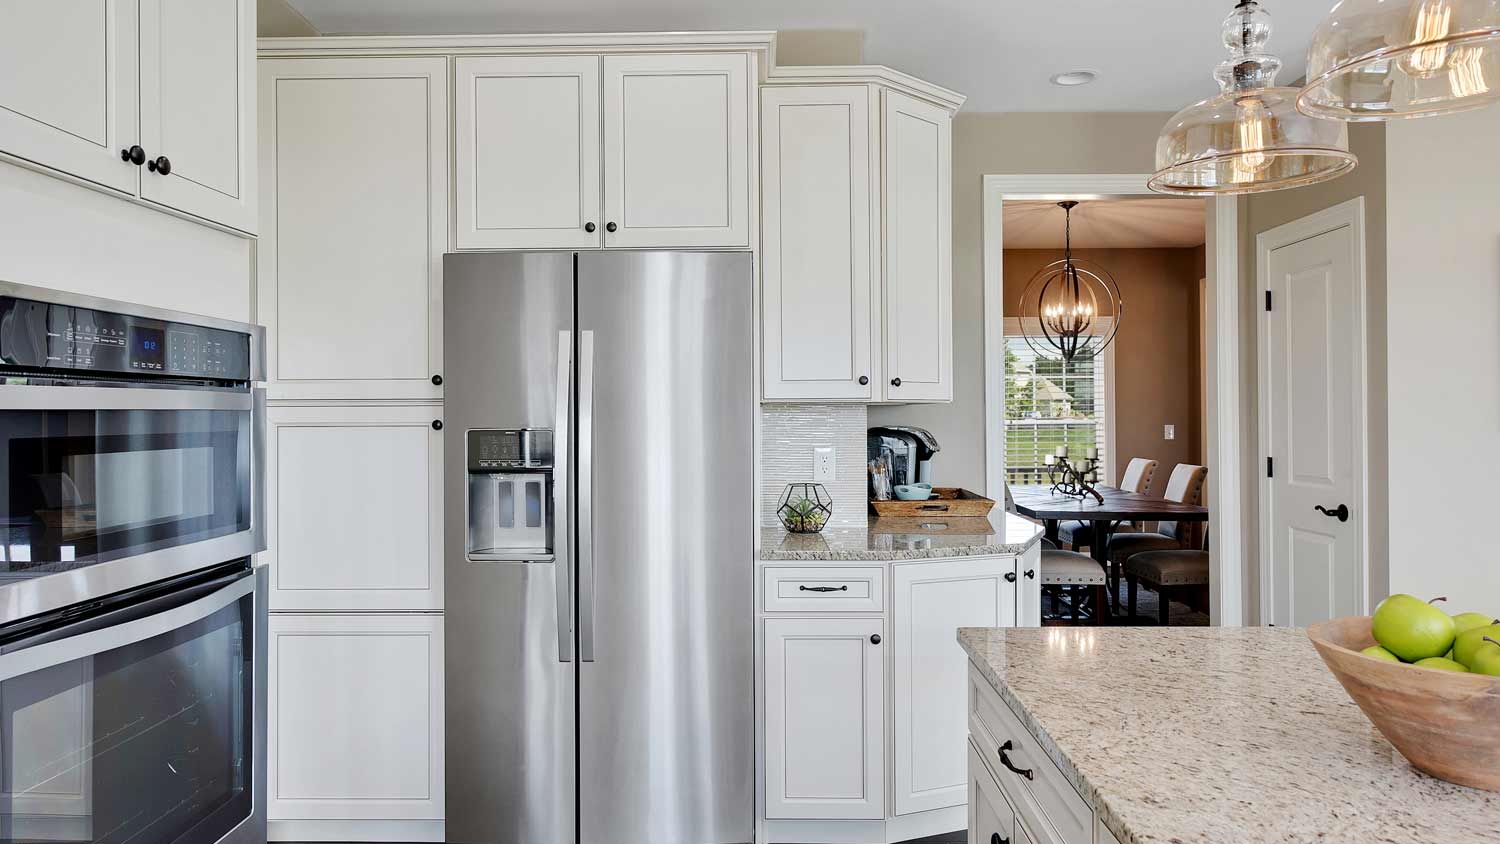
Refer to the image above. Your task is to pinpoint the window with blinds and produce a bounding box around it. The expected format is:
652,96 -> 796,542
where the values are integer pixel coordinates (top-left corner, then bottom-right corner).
1003,333 -> 1108,486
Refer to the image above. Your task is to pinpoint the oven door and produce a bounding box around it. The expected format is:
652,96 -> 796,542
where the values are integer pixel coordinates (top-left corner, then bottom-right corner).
0,386 -> 265,623
0,564 -> 266,844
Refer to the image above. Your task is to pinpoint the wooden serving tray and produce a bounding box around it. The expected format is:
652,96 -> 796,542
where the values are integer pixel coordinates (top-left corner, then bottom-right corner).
869,488 -> 995,518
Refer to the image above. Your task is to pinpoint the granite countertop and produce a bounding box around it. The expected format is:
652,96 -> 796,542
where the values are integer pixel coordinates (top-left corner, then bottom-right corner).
957,626 -> 1500,843
759,509 -> 1044,561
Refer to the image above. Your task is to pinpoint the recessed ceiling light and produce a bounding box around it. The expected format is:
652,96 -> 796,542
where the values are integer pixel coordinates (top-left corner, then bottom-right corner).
1051,70 -> 1099,87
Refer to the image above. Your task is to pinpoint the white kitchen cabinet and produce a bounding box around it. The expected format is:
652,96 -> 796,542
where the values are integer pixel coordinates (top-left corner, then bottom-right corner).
137,0 -> 256,233
968,741 -> 1016,844
892,557 -> 1014,816
764,616 -> 885,820
257,57 -> 447,400
454,55 -> 602,249
760,85 -> 877,400
265,406 -> 443,611
1017,542 -> 1042,628
759,69 -> 962,404
268,613 -> 444,839
882,90 -> 953,403
602,53 -> 750,248
0,1 -> 139,194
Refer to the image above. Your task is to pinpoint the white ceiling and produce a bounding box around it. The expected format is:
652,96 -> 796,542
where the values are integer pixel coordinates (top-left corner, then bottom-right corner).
1003,198 -> 1205,249
280,0 -> 1331,112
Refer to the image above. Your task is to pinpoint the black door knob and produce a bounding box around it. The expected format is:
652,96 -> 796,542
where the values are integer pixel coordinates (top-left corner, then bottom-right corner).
858,375 -> 869,385
584,222 -> 596,233
147,155 -> 171,175
431,420 -> 443,430
605,222 -> 618,232
1315,503 -> 1350,522
1004,571 -> 1017,583
120,145 -> 146,165
431,374 -> 443,386
890,377 -> 902,387
869,634 -> 881,645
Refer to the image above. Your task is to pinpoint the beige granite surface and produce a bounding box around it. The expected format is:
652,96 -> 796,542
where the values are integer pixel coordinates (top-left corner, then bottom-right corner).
958,626 -> 1500,844
759,510 -> 1044,561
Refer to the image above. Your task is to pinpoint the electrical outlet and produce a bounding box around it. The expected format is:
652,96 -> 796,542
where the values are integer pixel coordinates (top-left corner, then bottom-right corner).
1164,424 -> 1176,441
813,447 -> 836,482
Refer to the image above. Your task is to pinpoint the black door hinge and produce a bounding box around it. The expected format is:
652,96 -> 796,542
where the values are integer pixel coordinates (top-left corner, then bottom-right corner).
1265,290 -> 1272,311
1267,456 -> 1274,478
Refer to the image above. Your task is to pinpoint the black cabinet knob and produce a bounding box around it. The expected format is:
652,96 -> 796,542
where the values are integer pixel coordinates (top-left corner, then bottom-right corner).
869,634 -> 881,645
147,155 -> 171,175
120,145 -> 146,165
584,222 -> 596,233
431,420 -> 443,430
431,374 -> 443,386
858,375 -> 869,385
606,222 -> 618,233
1024,569 -> 1036,580
1005,571 -> 1017,583
890,377 -> 902,387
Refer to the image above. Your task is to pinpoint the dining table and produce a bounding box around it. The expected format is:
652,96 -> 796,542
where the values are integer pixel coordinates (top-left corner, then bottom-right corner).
1009,483 -> 1209,618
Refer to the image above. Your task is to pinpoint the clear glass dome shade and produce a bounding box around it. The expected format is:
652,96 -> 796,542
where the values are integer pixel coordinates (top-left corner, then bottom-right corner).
1150,86 -> 1358,195
1300,0 -> 1500,121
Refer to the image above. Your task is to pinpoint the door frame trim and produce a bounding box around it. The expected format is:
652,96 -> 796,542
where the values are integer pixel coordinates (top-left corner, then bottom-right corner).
982,174 -> 1245,626
1255,196 -> 1370,624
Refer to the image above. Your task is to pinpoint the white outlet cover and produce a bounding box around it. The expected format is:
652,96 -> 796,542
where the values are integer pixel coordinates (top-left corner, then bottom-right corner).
813,447 -> 836,482
1163,424 -> 1175,441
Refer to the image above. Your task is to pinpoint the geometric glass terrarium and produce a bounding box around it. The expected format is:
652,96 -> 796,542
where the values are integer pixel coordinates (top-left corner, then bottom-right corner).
776,483 -> 833,534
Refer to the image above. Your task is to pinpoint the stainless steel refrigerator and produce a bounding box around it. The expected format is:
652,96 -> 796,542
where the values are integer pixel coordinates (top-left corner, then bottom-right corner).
443,251 -> 754,844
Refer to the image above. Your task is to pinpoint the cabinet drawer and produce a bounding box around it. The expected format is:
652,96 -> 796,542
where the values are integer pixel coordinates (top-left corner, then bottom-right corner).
968,739 -> 1015,844
762,566 -> 884,612
968,666 -> 1091,844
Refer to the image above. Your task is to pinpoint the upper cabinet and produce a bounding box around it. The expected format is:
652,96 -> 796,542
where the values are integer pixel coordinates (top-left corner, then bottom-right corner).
455,50 -> 752,250
0,0 -> 255,234
760,68 -> 963,404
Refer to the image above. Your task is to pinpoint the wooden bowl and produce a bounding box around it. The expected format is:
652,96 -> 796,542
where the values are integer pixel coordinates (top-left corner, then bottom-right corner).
1308,615 -> 1500,791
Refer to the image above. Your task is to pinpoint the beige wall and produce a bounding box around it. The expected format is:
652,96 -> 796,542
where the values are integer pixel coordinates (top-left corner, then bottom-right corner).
1240,123 -> 1389,619
774,30 -> 865,66
258,0 -> 318,36
1002,247 -> 1205,490
871,112 -> 1172,493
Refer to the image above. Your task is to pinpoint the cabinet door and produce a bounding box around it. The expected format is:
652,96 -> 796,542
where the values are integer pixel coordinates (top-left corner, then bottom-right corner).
258,58 -> 447,400
764,616 -> 884,819
455,55 -> 601,249
268,614 -> 444,823
138,0 -> 256,232
602,53 -> 749,248
0,0 -> 139,193
1017,542 -> 1042,628
761,85 -> 876,401
881,90 -> 952,403
265,406 -> 443,611
893,557 -> 1013,816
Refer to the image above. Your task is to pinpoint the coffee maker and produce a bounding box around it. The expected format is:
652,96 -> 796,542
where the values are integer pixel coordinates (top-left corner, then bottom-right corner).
867,426 -> 941,491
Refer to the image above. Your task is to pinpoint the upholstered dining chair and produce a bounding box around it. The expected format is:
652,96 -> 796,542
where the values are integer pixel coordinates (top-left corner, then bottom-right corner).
1104,463 -> 1207,599
1040,546 -> 1109,622
1059,457 -> 1158,551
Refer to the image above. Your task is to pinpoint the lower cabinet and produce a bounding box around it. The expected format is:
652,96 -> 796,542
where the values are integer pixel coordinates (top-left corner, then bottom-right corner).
968,741 -> 1015,844
268,613 -> 445,842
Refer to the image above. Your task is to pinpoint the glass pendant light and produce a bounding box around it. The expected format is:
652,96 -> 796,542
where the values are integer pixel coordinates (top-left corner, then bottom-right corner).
1300,0 -> 1500,121
1019,201 -> 1122,364
1150,1 -> 1357,195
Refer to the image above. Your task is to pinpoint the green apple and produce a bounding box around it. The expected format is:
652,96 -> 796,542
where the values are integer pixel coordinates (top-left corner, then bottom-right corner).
1468,637 -> 1500,676
1452,612 -> 1497,635
1453,623 -> 1500,667
1361,645 -> 1400,662
1372,594 -> 1457,662
1414,657 -> 1470,672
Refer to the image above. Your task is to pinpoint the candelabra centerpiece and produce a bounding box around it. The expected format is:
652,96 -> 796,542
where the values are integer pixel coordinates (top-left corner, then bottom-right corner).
1043,445 -> 1104,504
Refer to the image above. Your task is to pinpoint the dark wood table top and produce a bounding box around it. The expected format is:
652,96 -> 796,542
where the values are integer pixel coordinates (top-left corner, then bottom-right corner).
1009,484 -> 1209,522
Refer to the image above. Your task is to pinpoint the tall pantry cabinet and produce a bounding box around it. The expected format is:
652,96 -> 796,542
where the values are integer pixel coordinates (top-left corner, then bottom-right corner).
256,32 -> 770,842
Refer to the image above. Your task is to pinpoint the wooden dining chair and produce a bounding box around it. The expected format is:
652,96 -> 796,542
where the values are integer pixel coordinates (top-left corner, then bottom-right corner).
1060,457 -> 1158,551
1105,464 -> 1207,600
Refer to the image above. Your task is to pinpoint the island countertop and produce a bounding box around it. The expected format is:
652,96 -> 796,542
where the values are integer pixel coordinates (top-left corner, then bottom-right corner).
957,626 -> 1500,843
759,509 -> 1043,561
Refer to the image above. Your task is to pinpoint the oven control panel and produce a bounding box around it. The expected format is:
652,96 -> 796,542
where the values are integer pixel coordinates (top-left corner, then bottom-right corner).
0,296 -> 251,381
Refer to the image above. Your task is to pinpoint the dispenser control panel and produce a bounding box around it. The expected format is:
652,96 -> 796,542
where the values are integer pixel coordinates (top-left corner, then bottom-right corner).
467,429 -> 553,472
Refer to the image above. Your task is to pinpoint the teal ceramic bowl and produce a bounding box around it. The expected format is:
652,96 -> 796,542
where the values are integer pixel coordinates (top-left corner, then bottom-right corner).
893,483 -> 933,501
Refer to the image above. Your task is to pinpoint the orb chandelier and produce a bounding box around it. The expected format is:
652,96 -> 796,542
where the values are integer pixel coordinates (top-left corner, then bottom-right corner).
1299,0 -> 1500,121
1018,201 -> 1122,364
1150,0 -> 1358,195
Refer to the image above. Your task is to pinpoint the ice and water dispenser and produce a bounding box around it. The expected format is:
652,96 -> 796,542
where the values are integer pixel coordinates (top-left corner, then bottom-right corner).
466,429 -> 554,560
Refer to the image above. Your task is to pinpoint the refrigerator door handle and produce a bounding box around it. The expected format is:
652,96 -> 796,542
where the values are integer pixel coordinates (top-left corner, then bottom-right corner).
553,330 -> 574,663
579,330 -> 597,663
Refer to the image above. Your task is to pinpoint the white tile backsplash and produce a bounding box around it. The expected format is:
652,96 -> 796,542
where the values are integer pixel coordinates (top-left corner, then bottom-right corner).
761,404 -> 867,530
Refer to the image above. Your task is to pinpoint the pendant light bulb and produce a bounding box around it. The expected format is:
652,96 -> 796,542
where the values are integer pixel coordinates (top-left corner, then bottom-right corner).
1234,94 -> 1275,177
1402,0 -> 1457,77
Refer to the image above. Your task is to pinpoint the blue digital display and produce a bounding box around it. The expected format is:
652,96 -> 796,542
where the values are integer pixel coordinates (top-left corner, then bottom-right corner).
130,325 -> 165,368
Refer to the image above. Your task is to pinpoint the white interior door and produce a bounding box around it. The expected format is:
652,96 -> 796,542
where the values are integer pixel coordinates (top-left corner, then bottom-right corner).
1264,219 -> 1363,627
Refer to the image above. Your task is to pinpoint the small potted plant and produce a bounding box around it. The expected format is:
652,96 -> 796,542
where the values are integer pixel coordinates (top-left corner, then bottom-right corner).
777,483 -> 833,534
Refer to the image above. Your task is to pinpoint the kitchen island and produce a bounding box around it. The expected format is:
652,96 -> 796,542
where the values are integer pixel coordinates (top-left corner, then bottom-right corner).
958,626 -> 1500,844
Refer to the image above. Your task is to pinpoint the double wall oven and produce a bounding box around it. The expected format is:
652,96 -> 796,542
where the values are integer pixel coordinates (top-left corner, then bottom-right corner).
0,282 -> 266,844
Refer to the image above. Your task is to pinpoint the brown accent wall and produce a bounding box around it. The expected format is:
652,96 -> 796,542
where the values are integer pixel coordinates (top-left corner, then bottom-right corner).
1002,247 -> 1205,492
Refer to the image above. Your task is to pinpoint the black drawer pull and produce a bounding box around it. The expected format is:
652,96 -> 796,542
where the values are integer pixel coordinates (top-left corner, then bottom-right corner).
991,834 -> 1008,844
798,585 -> 848,593
998,740 -> 1033,781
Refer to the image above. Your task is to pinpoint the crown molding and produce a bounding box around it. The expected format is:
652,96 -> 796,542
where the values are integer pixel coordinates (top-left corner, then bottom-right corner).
257,30 -> 776,58
765,64 -> 966,112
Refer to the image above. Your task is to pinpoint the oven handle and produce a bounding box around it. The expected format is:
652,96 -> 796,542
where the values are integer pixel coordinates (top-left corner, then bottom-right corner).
1,383 -> 254,411
0,568 -> 256,682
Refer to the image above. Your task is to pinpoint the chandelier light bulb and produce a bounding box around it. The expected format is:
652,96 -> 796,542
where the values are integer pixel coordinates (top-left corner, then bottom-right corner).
1402,0 -> 1457,76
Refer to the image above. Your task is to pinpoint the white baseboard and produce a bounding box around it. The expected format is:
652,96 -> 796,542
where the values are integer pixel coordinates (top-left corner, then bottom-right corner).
764,805 -> 966,843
